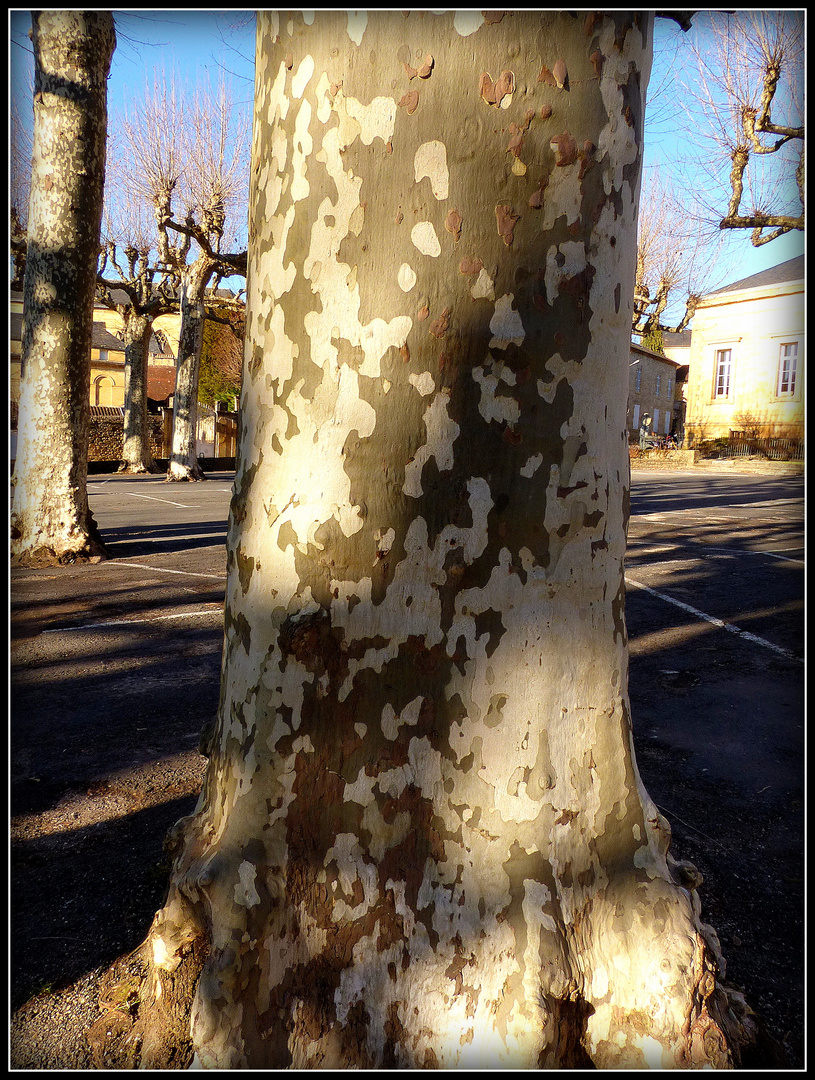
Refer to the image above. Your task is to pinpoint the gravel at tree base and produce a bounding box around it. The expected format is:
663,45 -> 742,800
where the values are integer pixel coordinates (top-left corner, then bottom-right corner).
11,463 -> 804,1069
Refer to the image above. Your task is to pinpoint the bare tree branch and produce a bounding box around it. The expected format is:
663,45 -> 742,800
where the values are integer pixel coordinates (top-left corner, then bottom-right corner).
677,11 -> 804,246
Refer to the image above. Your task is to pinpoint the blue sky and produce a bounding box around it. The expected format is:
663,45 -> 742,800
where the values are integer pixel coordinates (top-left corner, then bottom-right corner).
10,10 -> 803,310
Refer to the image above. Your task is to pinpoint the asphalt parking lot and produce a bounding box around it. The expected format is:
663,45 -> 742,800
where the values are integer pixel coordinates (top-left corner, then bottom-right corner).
10,463 -> 805,1066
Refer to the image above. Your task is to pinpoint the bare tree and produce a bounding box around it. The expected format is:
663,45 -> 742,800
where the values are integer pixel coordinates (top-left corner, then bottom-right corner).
10,105 -> 32,289
632,174 -> 726,336
92,144 -> 180,473
680,11 -> 804,246
104,11 -> 756,1068
11,11 -> 116,564
119,72 -> 249,481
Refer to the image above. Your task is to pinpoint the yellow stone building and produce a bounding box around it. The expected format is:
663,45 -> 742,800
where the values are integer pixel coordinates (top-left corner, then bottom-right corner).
683,257 -> 804,443
11,289 -> 176,410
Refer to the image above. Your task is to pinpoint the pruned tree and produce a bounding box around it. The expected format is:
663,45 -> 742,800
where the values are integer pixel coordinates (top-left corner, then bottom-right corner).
96,165 -> 180,473
104,11 -> 756,1068
681,10 -> 804,246
11,11 -> 116,565
632,173 -> 723,336
119,73 -> 249,481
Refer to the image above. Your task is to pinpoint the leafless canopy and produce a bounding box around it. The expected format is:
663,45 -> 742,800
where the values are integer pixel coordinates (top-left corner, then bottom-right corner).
114,69 -> 249,278
633,174 -> 725,335
684,11 -> 804,246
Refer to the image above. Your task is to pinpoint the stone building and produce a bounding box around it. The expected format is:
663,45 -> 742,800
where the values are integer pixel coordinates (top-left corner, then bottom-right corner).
626,341 -> 682,443
683,256 -> 804,443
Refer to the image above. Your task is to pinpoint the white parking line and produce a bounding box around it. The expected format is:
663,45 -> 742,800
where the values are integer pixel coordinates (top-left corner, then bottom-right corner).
41,607 -> 224,634
624,576 -> 802,663
627,541 -> 804,566
110,561 -> 226,581
125,492 -> 194,508
703,546 -> 804,565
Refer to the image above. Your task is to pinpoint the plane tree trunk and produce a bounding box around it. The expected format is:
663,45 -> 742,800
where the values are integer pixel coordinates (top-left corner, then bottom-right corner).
11,11 -> 115,564
120,310 -> 160,474
165,257 -> 215,481
115,11 -> 756,1068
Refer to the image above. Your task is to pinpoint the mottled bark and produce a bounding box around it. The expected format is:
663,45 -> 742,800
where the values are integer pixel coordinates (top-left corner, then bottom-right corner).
120,311 -> 160,473
123,11 -> 755,1068
11,11 -> 115,564
165,258 -> 216,481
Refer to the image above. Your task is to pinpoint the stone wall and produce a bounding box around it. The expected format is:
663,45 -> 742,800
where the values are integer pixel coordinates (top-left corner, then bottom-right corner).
88,415 -> 165,462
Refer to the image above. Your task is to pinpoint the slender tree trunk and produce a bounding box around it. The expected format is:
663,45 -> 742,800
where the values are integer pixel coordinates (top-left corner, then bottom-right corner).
113,11 -> 756,1068
119,311 -> 160,473
165,259 -> 214,481
11,11 -> 115,564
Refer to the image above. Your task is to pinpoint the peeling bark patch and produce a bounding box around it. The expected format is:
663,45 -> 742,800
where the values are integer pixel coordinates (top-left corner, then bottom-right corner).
411,221 -> 441,257
458,256 -> 483,276
445,209 -> 463,242
346,11 -> 367,45
397,90 -> 419,115
397,263 -> 417,292
414,141 -> 449,200
528,178 -> 548,210
550,132 -> 578,167
429,308 -> 451,339
279,608 -> 333,673
479,70 -> 515,108
403,54 -> 434,80
495,204 -> 520,246
453,10 -> 485,36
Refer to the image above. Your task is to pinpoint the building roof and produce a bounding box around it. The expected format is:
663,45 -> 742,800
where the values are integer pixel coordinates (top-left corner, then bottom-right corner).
92,322 -> 126,351
147,364 -> 176,401
12,313 -> 127,352
706,255 -> 804,297
661,330 -> 691,349
630,341 -> 681,368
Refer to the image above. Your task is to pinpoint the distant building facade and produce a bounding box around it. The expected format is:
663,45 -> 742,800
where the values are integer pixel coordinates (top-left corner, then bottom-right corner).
11,290 -> 176,411
684,256 -> 804,443
626,341 -> 682,442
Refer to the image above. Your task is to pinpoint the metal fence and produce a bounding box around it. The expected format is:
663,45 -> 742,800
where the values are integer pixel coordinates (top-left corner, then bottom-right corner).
692,433 -> 804,461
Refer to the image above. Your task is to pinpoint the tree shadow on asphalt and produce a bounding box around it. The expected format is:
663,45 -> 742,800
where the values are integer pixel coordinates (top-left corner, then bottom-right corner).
628,473 -> 803,515
99,520 -> 227,558
624,521 -> 804,1067
10,507 -> 805,1065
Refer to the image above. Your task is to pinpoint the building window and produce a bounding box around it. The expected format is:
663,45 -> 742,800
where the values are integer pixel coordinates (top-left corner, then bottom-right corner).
777,342 -> 798,397
655,373 -> 661,397
653,408 -> 660,432
666,377 -> 673,398
94,375 -> 115,406
635,366 -> 642,392
98,349 -> 108,362
632,403 -> 640,430
713,348 -> 732,399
